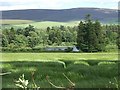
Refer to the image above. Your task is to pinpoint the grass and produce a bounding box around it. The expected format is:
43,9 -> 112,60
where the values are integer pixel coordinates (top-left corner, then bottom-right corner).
1,20 -> 80,29
1,61 -> 119,88
0,19 -> 34,25
1,52 -> 119,88
14,21 -> 80,29
1,52 -> 118,62
1,19 -> 118,30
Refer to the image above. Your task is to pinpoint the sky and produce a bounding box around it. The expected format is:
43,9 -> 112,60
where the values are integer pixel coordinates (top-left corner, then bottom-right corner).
0,0 -> 119,11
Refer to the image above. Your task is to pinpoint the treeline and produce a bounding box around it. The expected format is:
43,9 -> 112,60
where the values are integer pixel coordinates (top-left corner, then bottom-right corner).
1,25 -> 77,52
1,15 -> 119,52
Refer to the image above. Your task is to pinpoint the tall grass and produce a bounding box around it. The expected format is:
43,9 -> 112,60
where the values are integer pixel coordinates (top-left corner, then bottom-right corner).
1,61 -> 119,88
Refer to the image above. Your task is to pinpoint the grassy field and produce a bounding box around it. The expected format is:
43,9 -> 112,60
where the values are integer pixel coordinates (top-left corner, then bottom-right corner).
2,19 -> 117,30
0,19 -> 34,25
1,52 -> 119,88
1,52 -> 118,61
1,19 -> 80,29
1,19 -> 117,30
14,21 -> 80,29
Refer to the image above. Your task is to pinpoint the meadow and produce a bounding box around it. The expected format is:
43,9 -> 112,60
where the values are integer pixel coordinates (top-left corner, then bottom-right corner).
1,19 -> 80,29
0,19 -> 34,25
1,52 -> 118,61
1,19 -> 115,30
14,21 -> 80,29
1,52 -> 119,88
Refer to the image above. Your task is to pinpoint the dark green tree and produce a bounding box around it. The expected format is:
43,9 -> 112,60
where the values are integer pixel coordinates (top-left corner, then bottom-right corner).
77,21 -> 86,51
86,20 -> 96,52
24,25 -> 35,37
94,20 -> 105,51
77,15 -> 105,52
2,34 -> 8,47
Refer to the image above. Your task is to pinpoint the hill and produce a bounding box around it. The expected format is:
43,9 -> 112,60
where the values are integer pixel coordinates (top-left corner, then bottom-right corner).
1,8 -> 118,23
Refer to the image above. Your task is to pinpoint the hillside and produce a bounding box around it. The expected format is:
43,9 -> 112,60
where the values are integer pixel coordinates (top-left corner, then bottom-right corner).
1,8 -> 118,23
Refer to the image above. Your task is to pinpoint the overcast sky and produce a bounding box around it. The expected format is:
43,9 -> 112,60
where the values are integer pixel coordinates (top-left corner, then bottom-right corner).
0,0 -> 119,11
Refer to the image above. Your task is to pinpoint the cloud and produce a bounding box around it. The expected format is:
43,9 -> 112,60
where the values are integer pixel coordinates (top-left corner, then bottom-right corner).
0,0 -> 119,10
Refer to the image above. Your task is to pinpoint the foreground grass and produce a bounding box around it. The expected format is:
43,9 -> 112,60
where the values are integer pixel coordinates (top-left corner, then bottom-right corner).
1,52 -> 119,88
1,61 -> 119,88
1,52 -> 118,62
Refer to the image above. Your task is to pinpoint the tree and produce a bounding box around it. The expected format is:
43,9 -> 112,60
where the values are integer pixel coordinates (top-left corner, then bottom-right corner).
60,25 -> 65,31
85,19 -> 97,52
77,15 -> 105,52
117,25 -> 120,49
14,35 -> 27,48
77,21 -> 85,50
94,20 -> 105,51
24,25 -> 35,37
27,31 -> 39,48
16,28 -> 24,35
8,27 -> 16,43
55,30 -> 62,46
42,34 -> 48,46
2,34 -> 8,47
46,27 -> 51,33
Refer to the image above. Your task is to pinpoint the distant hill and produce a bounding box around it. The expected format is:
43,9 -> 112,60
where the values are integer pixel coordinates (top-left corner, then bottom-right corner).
1,8 -> 118,23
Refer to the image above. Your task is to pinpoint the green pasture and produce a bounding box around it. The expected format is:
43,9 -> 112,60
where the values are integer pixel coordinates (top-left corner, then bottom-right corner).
0,19 -> 34,25
1,19 -> 118,30
14,21 -> 80,29
1,20 -> 80,29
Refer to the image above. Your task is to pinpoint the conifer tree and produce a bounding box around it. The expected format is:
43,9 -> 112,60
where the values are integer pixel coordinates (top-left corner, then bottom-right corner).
77,21 -> 86,51
77,14 -> 105,52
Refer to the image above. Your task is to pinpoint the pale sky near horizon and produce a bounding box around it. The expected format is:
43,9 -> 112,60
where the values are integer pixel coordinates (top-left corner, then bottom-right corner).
0,0 -> 119,11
